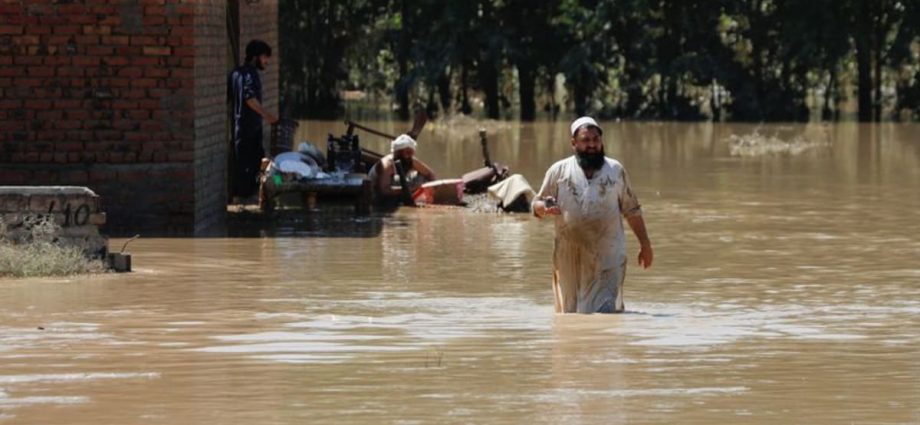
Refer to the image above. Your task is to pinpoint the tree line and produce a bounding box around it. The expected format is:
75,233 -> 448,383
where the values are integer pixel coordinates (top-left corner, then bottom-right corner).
279,0 -> 920,122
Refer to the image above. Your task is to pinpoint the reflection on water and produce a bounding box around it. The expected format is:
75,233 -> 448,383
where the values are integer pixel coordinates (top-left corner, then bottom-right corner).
1,122 -> 918,424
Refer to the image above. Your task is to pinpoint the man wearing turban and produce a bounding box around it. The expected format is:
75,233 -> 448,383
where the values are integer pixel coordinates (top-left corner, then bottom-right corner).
368,134 -> 436,205
532,117 -> 653,313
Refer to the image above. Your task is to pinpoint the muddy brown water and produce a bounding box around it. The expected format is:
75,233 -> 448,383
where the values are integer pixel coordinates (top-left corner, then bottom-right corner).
1,122 -> 918,424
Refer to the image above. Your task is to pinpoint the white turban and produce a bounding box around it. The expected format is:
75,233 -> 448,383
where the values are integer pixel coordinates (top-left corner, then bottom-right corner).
391,134 -> 418,153
570,116 -> 603,136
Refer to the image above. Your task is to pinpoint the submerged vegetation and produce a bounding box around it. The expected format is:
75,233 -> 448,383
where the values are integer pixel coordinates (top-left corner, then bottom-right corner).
0,215 -> 106,278
280,0 -> 920,122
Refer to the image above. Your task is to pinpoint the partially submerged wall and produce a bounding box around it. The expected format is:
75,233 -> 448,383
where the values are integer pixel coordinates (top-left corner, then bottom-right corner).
0,186 -> 107,257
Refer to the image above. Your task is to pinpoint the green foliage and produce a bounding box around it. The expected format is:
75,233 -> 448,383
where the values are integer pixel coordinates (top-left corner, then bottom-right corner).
279,0 -> 920,122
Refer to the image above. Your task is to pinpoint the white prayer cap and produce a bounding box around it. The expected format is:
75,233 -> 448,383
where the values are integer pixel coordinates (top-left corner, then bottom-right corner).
570,116 -> 603,136
391,134 -> 418,153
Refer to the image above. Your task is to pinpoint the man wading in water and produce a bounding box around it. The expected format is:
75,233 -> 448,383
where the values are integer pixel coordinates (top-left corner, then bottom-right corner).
532,117 -> 653,313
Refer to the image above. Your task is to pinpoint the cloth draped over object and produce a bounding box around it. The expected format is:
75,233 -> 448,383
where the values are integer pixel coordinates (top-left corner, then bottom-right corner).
487,174 -> 535,208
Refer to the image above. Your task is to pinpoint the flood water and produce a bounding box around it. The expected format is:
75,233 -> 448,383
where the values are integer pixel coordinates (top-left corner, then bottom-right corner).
2,121 -> 919,424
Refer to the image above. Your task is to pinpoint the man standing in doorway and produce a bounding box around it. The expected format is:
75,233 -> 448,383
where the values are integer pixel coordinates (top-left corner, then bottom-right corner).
228,39 -> 278,204
532,117 -> 653,313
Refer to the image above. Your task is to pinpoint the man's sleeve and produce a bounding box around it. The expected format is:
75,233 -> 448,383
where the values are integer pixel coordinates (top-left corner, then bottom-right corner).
242,71 -> 256,101
532,163 -> 559,210
619,168 -> 642,217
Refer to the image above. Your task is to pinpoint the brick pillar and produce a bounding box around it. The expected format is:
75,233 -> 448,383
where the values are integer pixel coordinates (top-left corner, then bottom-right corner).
193,1 -> 229,234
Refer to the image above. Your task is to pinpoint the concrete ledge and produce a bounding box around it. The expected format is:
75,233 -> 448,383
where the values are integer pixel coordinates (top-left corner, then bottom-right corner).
0,186 -> 108,257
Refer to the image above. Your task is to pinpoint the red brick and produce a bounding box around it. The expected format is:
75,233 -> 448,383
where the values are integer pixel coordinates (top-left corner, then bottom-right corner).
101,35 -> 129,45
0,25 -> 23,35
139,121 -> 162,132
0,4 -> 22,14
142,46 -> 171,56
74,35 -> 99,44
83,25 -> 111,35
87,46 -> 113,55
24,99 -> 52,109
37,14 -> 67,25
130,78 -> 157,88
56,66 -> 84,77
125,110 -> 150,120
72,56 -> 99,66
99,15 -> 120,25
117,67 -> 143,78
14,56 -> 43,66
168,68 -> 191,80
54,99 -> 81,109
173,46 -> 193,57
93,130 -> 122,141
67,130 -> 93,141
130,36 -> 157,46
47,35 -> 71,45
137,99 -> 159,109
144,67 -> 168,78
67,14 -> 96,25
64,169 -> 89,182
122,132 -> 148,143
53,25 -> 81,35
0,99 -> 22,109
53,120 -> 82,130
64,110 -> 89,120
112,119 -> 139,131
30,25 -> 52,35
14,35 -> 40,45
103,56 -> 129,66
43,56 -> 71,66
171,4 -> 195,15
114,45 -> 141,56
109,78 -> 131,88
168,151 -> 193,162
130,56 -> 160,66
142,16 -> 165,26
27,66 -> 55,77
57,4 -> 87,14
144,5 -> 166,15
17,77 -> 42,87
112,100 -> 137,109
121,89 -> 146,99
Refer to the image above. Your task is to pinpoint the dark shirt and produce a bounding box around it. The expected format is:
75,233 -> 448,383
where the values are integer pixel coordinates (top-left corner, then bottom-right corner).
228,64 -> 263,143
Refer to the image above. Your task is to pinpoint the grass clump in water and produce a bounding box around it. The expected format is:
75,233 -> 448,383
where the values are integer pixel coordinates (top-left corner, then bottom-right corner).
0,215 -> 107,278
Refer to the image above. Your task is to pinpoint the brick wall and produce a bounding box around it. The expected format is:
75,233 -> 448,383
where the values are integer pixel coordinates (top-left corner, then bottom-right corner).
193,0 -> 227,234
0,0 -> 278,235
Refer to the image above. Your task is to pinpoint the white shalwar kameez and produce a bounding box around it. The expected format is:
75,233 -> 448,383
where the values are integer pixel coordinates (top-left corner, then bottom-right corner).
535,156 -> 642,313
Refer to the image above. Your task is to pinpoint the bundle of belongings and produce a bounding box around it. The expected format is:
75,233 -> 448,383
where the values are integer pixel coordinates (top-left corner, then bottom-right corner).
485,174 -> 536,212
264,142 -> 330,182
411,174 -> 535,213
